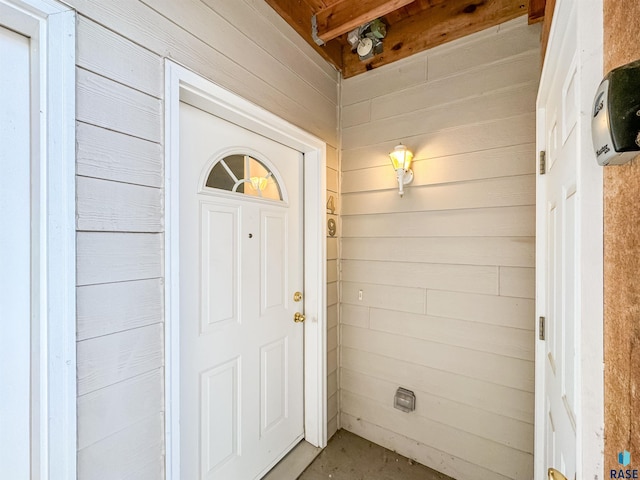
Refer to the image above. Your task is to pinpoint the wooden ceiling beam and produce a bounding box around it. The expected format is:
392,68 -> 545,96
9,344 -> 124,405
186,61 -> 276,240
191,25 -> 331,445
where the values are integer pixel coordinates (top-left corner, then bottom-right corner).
314,0 -> 416,43
528,0 -> 546,24
540,0 -> 556,63
263,0 -> 343,70
342,0 -> 528,78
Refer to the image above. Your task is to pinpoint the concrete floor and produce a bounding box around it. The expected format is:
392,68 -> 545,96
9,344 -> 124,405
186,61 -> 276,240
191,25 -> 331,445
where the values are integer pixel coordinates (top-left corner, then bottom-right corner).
298,430 -> 455,480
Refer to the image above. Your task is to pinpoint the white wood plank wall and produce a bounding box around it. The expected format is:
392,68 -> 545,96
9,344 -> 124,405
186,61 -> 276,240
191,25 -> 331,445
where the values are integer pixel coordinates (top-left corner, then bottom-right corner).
339,17 -> 539,480
69,1 -> 339,477
326,145 -> 340,438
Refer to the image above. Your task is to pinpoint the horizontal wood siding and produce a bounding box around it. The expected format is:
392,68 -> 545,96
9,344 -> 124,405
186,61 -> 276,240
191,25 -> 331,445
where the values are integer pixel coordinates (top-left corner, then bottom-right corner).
70,2 -> 338,477
339,17 -> 539,480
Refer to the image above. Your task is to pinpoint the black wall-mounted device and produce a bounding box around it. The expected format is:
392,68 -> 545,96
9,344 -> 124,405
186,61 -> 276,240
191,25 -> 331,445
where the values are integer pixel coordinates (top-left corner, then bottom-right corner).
591,59 -> 640,166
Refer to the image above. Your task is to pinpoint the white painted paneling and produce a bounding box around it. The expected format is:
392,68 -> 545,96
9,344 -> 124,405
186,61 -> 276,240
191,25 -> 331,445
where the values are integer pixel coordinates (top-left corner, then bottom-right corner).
426,290 -> 534,330
327,326 -> 338,353
340,304 -> 370,329
327,304 -> 338,329
327,417 -> 338,440
77,279 -> 163,341
500,267 -> 535,299
327,392 -> 338,420
328,282 -> 338,307
341,282 -> 425,314
326,167 -> 338,193
342,325 -> 534,392
342,143 -> 535,193
341,260 -> 498,295
342,100 -> 371,128
341,58 -> 426,106
342,237 -> 534,267
341,369 -> 534,452
341,175 -> 535,215
77,176 -> 162,232
327,371 -> 338,399
428,18 -> 541,80
77,324 -> 164,395
368,309 -> 533,361
341,113 -> 535,171
341,347 -> 534,424
76,68 -> 162,143
342,206 -> 535,238
327,260 -> 338,283
327,348 -> 338,375
341,391 -> 533,479
326,146 -> 338,171
342,82 -> 537,150
371,53 -> 539,121
77,15 -> 163,98
327,237 -> 338,260
76,232 -> 162,286
340,18 -> 537,479
78,413 -> 164,480
76,122 -> 163,188
77,368 -> 163,450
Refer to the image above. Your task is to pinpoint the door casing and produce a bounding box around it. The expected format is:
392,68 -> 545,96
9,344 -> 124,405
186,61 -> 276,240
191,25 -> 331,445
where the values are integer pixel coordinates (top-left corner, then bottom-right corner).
0,0 -> 76,478
534,0 -> 604,477
164,60 -> 328,480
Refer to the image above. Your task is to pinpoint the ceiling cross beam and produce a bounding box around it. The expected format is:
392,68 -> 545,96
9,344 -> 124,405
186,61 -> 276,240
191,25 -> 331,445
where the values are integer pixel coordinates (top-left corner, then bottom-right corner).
341,0 -> 528,77
528,0 -> 546,23
313,0 -> 416,44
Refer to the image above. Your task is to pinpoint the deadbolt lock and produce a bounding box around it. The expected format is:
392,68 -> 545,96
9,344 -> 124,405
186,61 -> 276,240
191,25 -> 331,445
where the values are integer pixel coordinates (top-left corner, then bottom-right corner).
293,291 -> 303,302
294,312 -> 305,323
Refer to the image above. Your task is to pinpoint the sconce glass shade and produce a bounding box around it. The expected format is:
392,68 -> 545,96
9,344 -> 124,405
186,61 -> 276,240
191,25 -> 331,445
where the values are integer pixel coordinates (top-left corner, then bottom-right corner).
250,176 -> 268,191
389,144 -> 413,171
389,144 -> 414,197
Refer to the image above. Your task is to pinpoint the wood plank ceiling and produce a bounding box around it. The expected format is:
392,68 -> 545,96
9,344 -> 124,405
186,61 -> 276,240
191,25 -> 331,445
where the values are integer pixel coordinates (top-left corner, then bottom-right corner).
265,0 -> 547,77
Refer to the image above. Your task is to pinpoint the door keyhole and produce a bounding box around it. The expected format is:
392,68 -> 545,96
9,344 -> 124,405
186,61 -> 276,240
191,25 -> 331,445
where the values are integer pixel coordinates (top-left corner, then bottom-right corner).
248,233 -> 253,238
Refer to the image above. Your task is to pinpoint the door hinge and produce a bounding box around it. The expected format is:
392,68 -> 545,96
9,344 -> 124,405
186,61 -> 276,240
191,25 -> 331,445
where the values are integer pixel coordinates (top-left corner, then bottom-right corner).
539,316 -> 546,340
539,150 -> 546,175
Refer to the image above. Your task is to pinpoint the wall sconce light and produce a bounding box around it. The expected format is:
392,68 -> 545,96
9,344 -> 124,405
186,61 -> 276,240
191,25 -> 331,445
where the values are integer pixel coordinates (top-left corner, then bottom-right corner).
389,144 -> 414,197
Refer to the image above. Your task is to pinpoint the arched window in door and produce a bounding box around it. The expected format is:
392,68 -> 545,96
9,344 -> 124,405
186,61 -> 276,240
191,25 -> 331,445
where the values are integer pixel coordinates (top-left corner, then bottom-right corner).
204,154 -> 283,201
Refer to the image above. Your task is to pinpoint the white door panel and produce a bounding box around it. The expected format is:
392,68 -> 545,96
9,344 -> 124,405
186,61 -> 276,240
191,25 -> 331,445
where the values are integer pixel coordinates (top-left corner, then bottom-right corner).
179,102 -> 304,480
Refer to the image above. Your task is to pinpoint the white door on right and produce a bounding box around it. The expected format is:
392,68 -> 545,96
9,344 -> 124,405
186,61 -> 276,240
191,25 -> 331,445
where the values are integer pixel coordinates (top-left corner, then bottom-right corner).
537,2 -> 579,478
535,0 -> 604,477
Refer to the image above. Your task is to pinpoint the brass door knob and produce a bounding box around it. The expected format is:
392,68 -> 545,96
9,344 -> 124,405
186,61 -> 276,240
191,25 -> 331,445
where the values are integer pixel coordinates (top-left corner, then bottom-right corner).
548,468 -> 568,480
293,291 -> 303,302
294,312 -> 305,323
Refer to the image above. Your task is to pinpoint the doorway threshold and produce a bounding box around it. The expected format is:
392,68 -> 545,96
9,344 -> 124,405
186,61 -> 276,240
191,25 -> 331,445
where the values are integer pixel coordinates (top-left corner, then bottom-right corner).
262,440 -> 322,480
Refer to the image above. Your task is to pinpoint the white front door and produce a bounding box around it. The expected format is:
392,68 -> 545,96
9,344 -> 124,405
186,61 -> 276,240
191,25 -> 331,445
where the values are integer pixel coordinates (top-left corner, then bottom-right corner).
535,0 -> 604,477
0,23 -> 33,478
179,101 -> 305,480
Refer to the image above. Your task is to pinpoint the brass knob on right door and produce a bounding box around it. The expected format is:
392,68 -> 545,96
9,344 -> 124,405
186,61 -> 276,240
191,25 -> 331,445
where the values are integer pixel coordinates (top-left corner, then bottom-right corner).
294,312 -> 305,323
548,468 -> 568,480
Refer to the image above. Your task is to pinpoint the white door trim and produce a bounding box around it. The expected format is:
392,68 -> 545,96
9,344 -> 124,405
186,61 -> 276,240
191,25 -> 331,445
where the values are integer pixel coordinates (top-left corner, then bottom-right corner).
534,0 -> 604,477
0,0 -> 76,478
164,60 -> 328,480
